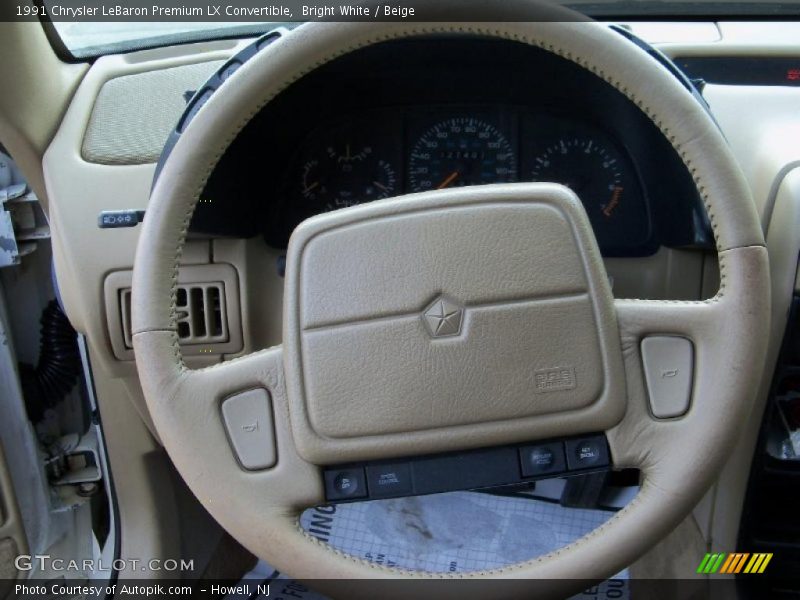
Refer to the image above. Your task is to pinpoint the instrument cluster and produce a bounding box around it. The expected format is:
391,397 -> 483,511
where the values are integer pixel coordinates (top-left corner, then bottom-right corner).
275,107 -> 650,254
197,39 -> 712,256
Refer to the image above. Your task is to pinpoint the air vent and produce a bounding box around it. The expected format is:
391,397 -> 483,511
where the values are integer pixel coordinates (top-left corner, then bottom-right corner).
119,283 -> 228,349
105,264 -> 243,361
176,284 -> 226,342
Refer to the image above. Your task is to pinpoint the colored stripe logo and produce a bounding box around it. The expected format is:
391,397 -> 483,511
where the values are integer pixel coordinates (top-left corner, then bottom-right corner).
696,553 -> 773,574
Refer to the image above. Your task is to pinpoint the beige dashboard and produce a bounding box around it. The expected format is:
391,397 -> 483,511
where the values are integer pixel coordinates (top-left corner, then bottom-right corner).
25,19 -> 800,571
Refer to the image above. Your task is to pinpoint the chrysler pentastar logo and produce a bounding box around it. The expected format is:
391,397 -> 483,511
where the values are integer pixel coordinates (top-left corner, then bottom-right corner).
422,296 -> 464,338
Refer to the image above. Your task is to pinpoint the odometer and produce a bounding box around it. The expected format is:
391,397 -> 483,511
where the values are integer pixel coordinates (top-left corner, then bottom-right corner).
408,117 -> 516,192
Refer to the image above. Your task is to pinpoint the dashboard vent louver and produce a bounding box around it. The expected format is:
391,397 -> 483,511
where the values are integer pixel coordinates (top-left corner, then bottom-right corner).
119,282 -> 228,349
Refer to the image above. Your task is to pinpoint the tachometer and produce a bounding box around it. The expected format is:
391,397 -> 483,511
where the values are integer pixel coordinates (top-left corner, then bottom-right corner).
408,118 -> 516,192
301,144 -> 397,211
531,138 -> 624,215
528,136 -> 648,249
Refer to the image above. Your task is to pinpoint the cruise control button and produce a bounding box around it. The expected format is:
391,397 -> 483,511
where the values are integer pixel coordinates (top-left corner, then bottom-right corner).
641,336 -> 694,419
366,463 -> 412,498
565,436 -> 610,471
519,443 -> 566,477
221,389 -> 276,471
324,468 -> 367,501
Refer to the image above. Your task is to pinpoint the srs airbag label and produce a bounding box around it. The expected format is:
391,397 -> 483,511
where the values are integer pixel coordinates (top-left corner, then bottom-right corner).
534,367 -> 576,393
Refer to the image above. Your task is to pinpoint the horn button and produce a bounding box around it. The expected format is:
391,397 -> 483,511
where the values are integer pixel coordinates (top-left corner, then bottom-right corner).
283,184 -> 626,464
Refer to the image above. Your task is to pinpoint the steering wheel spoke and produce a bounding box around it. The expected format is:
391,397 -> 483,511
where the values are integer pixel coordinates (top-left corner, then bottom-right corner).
133,333 -> 324,517
610,244 -> 770,488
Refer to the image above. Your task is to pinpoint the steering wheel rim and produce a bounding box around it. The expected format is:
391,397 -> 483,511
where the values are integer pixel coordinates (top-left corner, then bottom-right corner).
132,12 -> 769,598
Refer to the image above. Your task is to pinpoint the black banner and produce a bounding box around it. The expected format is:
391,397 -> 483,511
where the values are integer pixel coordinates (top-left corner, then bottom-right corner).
2,0 -> 586,22
5,576 -> 766,600
3,0 -> 799,23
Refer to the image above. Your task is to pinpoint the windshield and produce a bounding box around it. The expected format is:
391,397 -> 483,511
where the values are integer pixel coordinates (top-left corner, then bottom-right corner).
570,0 -> 800,15
46,0 -> 800,59
52,22 -> 280,58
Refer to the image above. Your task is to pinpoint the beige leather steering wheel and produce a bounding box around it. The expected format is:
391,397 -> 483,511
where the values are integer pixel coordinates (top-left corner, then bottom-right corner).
132,13 -> 770,599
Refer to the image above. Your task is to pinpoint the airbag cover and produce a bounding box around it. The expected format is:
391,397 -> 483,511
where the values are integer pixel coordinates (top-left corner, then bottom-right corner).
283,183 -> 626,463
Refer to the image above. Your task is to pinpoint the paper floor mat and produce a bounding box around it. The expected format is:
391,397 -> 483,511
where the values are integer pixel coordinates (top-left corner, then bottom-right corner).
229,490 -> 630,599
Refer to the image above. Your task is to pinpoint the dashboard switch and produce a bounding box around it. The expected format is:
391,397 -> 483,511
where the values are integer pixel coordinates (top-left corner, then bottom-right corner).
519,442 -> 566,477
641,336 -> 694,418
324,468 -> 367,501
366,463 -> 412,498
565,436 -> 609,471
97,209 -> 145,228
221,389 -> 276,470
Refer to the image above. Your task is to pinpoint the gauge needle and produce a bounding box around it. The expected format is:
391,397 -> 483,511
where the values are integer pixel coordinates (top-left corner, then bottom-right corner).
303,181 -> 320,194
603,186 -> 623,217
373,181 -> 390,193
437,171 -> 460,189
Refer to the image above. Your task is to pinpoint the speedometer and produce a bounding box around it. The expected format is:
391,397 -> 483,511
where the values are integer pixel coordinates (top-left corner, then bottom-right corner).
408,118 -> 516,192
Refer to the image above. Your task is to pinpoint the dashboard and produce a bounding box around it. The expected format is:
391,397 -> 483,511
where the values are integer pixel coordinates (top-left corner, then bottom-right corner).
196,37 -> 713,258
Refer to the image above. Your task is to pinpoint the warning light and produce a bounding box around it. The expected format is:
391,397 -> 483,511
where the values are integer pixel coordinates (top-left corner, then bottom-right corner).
788,68 -> 800,81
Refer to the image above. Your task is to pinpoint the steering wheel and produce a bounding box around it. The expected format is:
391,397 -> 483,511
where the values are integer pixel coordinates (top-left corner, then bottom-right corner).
132,10 -> 769,598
